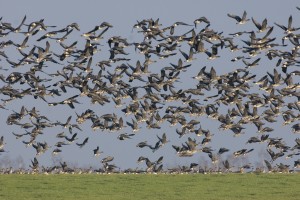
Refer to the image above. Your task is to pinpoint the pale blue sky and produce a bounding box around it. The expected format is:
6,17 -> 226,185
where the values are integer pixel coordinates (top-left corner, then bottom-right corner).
0,0 -> 299,171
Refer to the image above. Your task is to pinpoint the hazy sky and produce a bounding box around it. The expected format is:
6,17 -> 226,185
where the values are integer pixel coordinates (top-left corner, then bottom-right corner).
0,0 -> 299,171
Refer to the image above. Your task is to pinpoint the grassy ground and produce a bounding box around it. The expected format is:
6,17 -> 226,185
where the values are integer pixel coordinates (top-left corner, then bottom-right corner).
0,173 -> 299,200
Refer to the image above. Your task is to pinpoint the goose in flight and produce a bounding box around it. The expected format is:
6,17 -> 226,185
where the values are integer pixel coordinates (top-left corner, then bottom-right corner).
0,136 -> 5,150
275,15 -> 300,33
93,146 -> 103,157
227,11 -> 249,24
252,17 -> 270,32
76,137 -> 89,148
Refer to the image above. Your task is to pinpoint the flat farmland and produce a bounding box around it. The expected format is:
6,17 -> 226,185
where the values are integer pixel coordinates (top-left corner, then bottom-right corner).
0,173 -> 299,200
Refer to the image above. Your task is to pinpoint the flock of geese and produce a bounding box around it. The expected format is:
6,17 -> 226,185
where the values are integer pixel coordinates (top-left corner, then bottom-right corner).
0,9 -> 300,174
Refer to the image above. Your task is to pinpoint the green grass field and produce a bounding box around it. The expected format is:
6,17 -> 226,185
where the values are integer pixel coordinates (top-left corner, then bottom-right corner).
0,173 -> 299,200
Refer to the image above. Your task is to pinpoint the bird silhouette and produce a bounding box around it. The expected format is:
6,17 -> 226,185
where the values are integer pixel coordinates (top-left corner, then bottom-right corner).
0,13 -> 300,174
